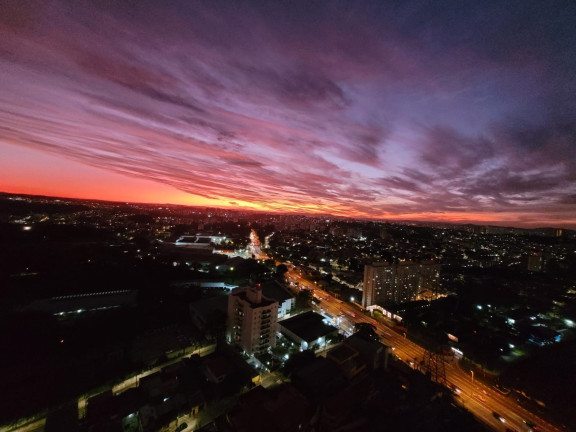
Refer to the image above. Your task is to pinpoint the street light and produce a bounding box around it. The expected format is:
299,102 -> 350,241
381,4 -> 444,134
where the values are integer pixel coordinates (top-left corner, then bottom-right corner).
471,370 -> 474,383
350,296 -> 355,302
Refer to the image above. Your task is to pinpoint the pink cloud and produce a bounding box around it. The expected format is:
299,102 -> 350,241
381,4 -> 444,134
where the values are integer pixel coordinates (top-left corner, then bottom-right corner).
0,1 -> 575,227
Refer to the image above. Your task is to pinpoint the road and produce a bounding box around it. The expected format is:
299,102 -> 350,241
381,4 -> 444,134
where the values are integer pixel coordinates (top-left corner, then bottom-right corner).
285,268 -> 562,432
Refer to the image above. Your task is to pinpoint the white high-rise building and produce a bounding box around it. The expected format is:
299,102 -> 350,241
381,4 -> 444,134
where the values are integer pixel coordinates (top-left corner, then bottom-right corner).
228,284 -> 278,355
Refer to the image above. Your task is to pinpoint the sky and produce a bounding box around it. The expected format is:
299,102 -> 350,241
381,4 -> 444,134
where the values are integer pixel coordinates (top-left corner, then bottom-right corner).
1,0 -> 575,228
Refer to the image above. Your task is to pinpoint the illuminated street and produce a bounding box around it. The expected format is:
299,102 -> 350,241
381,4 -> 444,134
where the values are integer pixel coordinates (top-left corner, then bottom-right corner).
286,268 -> 561,432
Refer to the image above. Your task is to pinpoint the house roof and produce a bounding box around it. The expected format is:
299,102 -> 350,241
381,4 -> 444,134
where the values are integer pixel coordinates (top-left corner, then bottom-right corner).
279,311 -> 337,343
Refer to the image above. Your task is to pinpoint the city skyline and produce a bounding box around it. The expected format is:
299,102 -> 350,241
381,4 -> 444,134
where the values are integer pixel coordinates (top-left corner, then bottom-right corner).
1,1 -> 576,228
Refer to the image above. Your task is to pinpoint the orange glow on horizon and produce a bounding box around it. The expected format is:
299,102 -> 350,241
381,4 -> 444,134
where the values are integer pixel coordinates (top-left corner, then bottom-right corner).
1,145 -> 573,228
3,179 -> 571,229
1,3 -> 575,231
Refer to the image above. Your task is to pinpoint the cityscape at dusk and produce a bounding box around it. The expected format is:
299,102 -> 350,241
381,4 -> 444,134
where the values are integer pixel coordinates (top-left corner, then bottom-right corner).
1,2 -> 576,432
1,192 -> 575,432
1,1 -> 575,228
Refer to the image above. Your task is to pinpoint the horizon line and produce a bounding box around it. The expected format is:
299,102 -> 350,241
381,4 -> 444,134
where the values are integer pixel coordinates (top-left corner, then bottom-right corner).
1,190 -> 573,232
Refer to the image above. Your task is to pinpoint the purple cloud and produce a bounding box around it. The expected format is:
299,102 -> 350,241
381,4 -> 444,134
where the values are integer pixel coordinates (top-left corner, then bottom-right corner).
0,0 -> 575,227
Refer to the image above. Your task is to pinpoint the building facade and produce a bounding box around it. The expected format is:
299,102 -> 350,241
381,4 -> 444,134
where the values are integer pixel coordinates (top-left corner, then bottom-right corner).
260,280 -> 295,320
362,260 -> 440,307
228,284 -> 279,355
527,252 -> 543,271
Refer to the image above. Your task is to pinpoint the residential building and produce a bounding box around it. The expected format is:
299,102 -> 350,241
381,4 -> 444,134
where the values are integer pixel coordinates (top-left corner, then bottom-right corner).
527,252 -> 543,271
362,260 -> 440,307
228,284 -> 279,355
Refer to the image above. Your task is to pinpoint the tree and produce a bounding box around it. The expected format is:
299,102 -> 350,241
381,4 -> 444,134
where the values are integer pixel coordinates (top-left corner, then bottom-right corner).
295,290 -> 313,310
354,322 -> 378,341
282,349 -> 316,377
276,264 -> 289,279
206,309 -> 228,346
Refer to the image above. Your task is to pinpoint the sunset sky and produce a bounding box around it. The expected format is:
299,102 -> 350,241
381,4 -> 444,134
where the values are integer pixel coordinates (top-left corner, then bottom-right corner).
1,1 -> 575,228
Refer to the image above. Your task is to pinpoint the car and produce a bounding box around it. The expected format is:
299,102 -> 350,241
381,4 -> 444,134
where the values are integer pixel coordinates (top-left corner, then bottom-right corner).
450,384 -> 462,394
492,412 -> 506,423
523,420 -> 538,430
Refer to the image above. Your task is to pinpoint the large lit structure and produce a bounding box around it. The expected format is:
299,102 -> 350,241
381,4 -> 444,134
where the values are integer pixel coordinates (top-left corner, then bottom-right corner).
228,284 -> 278,355
362,260 -> 440,307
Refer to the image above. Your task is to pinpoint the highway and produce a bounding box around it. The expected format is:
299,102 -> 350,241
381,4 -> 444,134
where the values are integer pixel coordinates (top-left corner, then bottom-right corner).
285,268 -> 562,432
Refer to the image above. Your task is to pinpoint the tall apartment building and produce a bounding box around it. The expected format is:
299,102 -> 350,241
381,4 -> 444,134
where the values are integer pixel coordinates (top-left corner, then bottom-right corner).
362,260 -> 440,308
228,284 -> 279,355
527,252 -> 543,272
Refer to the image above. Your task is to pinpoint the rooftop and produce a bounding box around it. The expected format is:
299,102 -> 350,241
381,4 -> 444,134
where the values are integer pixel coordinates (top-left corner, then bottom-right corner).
260,280 -> 294,303
279,311 -> 337,342
328,344 -> 358,363
189,295 -> 228,316
232,287 -> 277,308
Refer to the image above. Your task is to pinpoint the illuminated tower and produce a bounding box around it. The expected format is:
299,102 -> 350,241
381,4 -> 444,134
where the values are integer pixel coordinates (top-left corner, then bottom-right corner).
228,284 -> 278,355
527,252 -> 543,272
362,260 -> 440,307
362,262 -> 394,308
